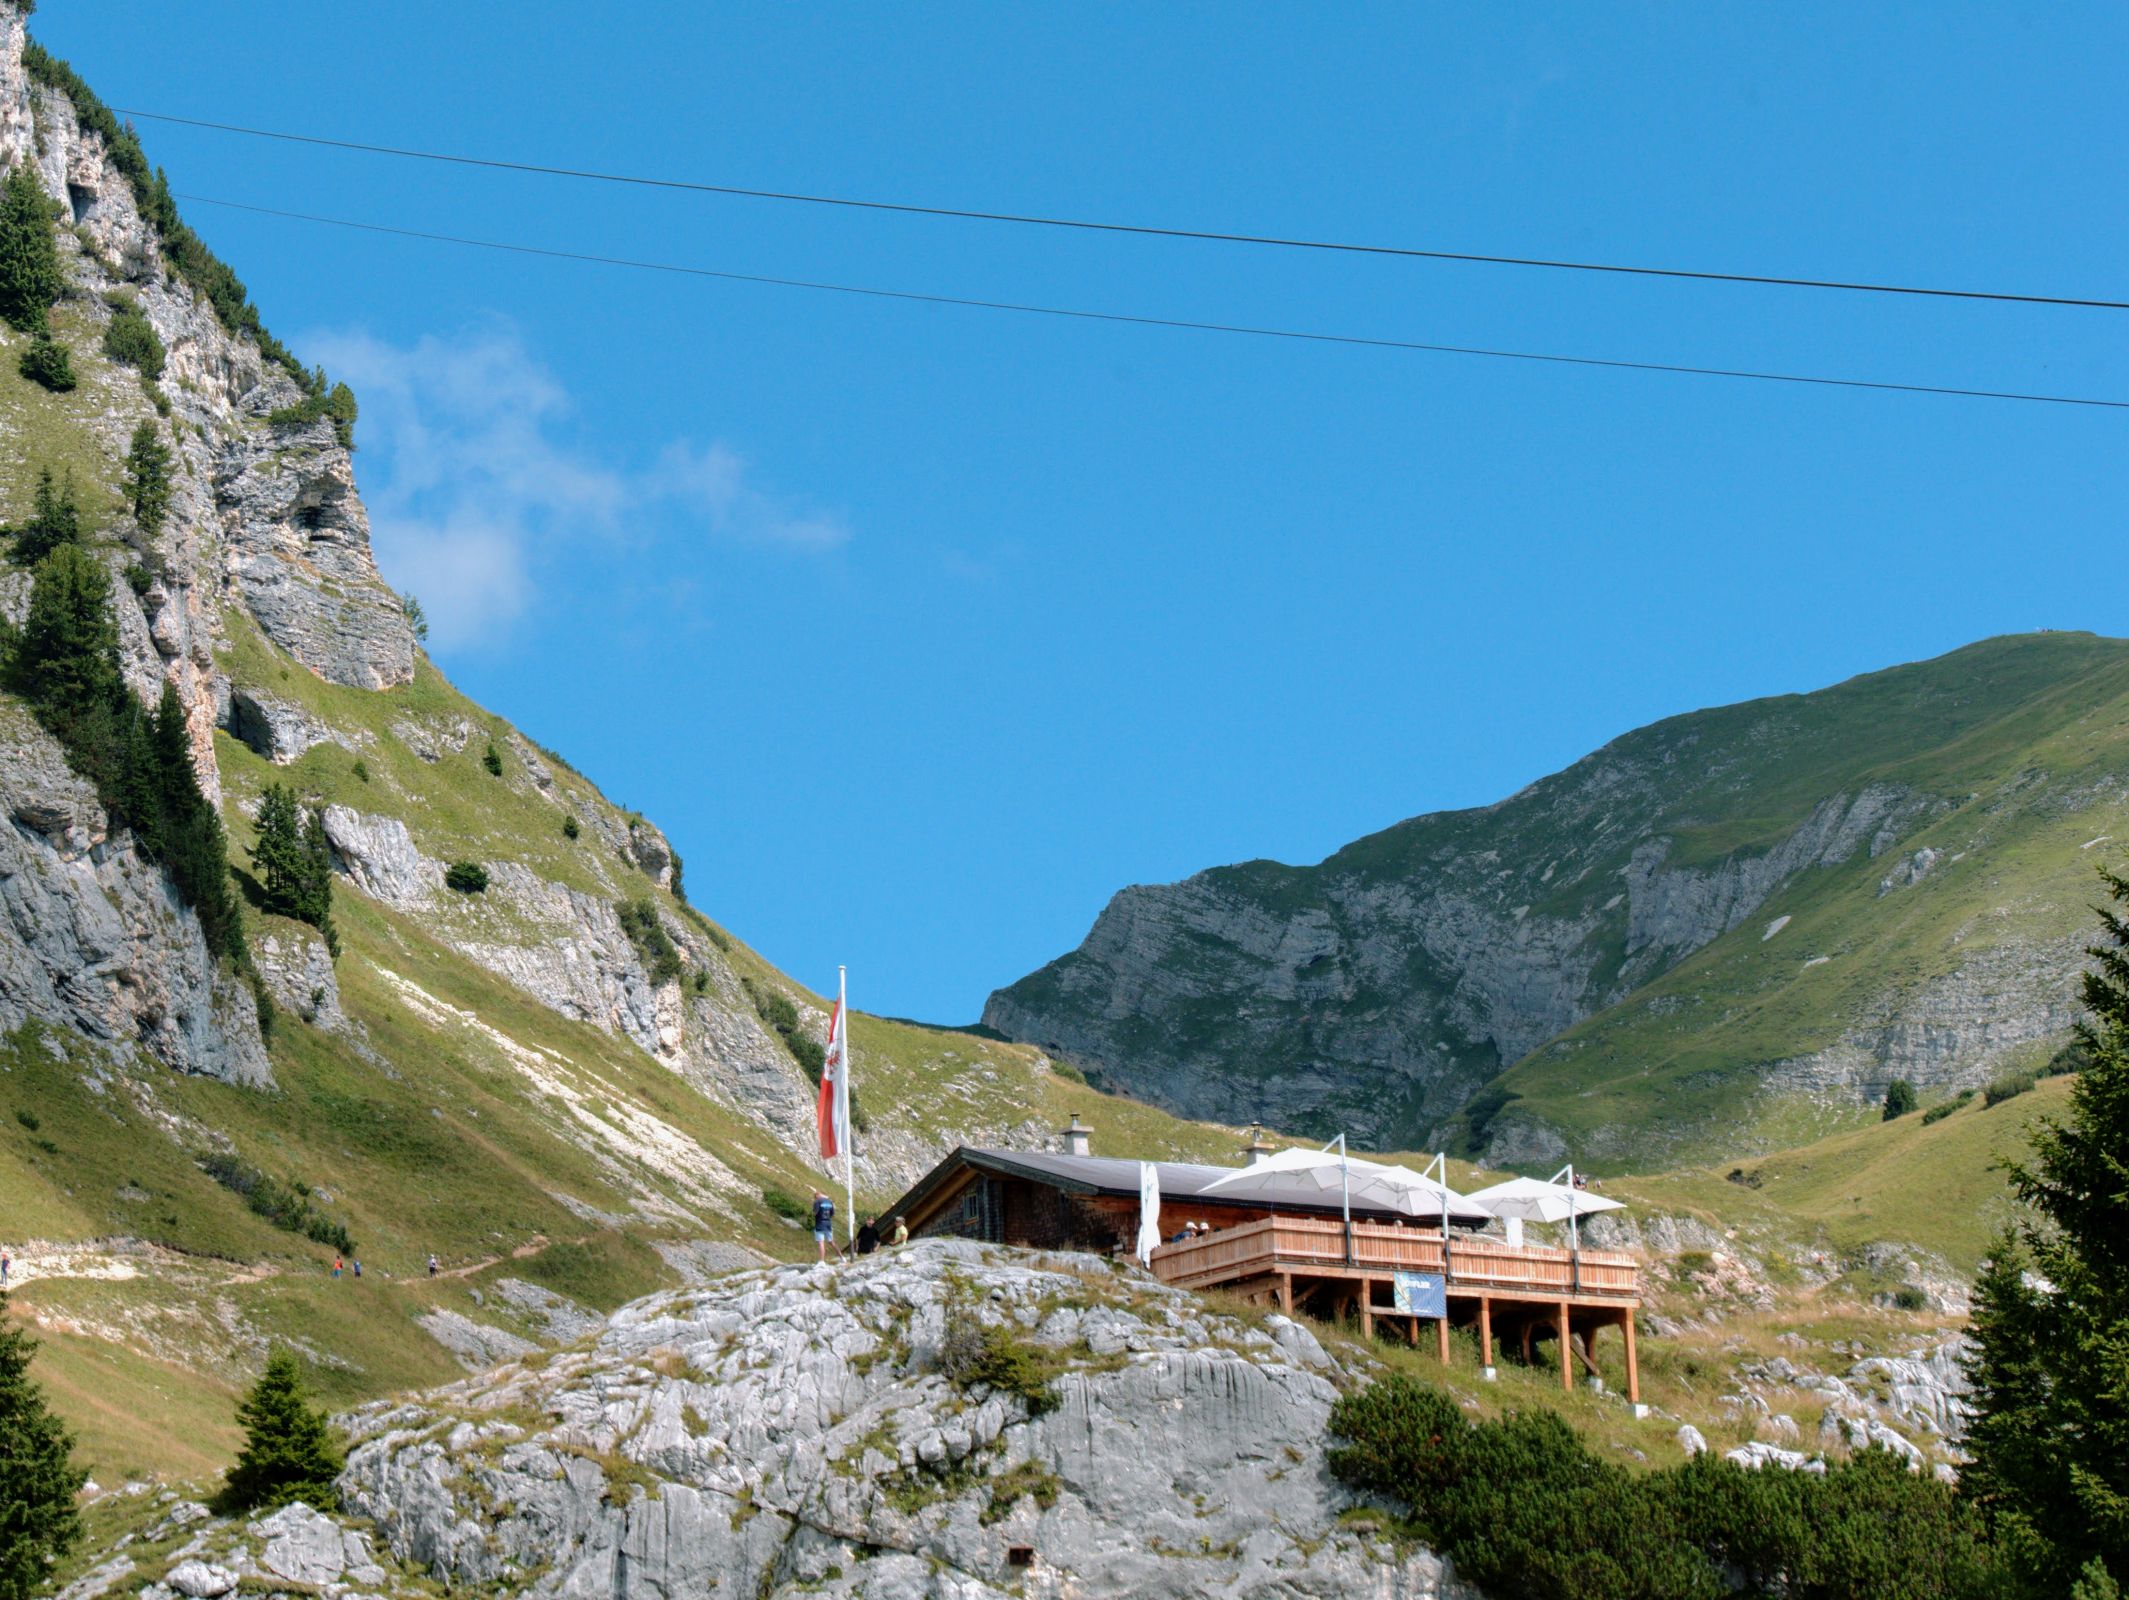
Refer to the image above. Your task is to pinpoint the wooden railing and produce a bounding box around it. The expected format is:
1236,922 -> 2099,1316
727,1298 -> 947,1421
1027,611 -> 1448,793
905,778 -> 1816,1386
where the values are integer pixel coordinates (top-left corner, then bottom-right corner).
1149,1215 -> 1638,1300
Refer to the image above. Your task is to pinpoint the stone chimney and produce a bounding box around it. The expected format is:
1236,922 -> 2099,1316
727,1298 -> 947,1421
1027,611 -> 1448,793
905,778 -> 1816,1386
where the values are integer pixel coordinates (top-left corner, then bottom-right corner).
1060,1113 -> 1091,1158
1242,1126 -> 1277,1166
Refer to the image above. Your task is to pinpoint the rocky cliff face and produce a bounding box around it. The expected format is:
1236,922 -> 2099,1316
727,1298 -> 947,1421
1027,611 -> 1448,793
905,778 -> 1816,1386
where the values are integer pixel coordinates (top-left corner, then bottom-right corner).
337,1240 -> 1466,1600
986,634 -> 2129,1160
0,703 -> 267,1084
0,0 -> 412,1080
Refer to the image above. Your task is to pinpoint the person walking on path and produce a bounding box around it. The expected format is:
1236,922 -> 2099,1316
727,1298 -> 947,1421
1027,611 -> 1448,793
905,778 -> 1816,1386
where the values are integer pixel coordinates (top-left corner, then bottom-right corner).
427,1253 -> 440,1278
810,1190 -> 836,1262
855,1216 -> 880,1255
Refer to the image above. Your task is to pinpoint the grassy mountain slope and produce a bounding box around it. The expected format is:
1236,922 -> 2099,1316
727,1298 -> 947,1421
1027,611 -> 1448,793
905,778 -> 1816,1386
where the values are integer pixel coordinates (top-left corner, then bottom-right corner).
1474,638 -> 2129,1166
989,632 -> 2128,1167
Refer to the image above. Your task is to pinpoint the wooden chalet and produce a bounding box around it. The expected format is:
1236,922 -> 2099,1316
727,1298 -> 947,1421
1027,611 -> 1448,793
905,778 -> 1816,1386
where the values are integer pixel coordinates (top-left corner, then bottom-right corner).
884,1123 -> 1644,1401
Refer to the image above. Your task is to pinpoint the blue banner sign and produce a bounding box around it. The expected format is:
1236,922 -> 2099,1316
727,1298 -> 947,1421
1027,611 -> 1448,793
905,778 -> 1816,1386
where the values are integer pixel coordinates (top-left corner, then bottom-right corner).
1393,1271 -> 1446,1318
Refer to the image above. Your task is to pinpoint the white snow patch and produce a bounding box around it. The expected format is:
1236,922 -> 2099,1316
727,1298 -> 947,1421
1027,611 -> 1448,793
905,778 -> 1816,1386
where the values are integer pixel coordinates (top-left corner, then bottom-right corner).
1762,915 -> 1792,941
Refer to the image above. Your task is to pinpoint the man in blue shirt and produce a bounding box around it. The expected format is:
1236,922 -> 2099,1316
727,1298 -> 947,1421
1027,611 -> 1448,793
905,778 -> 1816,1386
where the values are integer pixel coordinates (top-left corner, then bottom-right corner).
811,1190 -> 836,1261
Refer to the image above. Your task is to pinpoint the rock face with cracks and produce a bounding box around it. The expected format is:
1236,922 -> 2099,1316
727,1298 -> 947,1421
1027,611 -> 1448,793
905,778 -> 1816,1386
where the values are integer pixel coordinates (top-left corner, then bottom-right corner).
338,1241 -> 1470,1600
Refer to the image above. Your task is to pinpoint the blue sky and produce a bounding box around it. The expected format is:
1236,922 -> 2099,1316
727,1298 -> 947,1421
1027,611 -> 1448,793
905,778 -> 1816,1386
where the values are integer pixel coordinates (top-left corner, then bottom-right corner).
49,4 -> 2129,1023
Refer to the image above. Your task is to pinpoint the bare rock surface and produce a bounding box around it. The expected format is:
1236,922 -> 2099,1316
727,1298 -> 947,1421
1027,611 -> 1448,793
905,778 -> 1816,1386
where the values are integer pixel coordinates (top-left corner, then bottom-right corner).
339,1240 -> 1470,1600
0,706 -> 269,1086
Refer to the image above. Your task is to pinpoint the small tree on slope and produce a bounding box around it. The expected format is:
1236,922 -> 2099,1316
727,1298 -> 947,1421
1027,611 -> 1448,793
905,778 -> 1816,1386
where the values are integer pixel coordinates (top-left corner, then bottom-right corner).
1962,858 -> 2129,1592
0,164 -> 61,333
217,1348 -> 343,1515
0,1291 -> 87,1600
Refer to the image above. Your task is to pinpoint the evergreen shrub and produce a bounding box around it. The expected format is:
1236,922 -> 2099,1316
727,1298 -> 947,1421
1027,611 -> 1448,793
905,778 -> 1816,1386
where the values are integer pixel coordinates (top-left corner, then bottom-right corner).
216,1349 -> 344,1514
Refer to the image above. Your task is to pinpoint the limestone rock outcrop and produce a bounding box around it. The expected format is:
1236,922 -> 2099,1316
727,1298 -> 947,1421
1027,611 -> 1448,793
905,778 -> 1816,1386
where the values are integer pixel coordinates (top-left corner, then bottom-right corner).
0,705 -> 269,1086
339,1241 -> 1469,1600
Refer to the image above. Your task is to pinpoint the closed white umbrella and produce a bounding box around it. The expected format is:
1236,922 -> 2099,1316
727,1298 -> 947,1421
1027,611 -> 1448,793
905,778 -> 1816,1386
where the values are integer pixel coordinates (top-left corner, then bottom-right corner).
1135,1161 -> 1163,1266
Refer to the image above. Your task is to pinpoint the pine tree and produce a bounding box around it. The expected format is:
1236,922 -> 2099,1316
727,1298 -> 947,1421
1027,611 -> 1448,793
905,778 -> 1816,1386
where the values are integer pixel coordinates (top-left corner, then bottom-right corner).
0,164 -> 61,333
1962,858 -> 2129,1589
12,468 -> 84,565
0,1291 -> 87,1600
216,1348 -> 343,1515
247,785 -> 337,957
16,327 -> 75,392
1882,1079 -> 1916,1119
123,422 -> 173,536
250,783 -> 305,918
300,806 -> 339,957
149,682 -> 242,962
9,542 -> 121,742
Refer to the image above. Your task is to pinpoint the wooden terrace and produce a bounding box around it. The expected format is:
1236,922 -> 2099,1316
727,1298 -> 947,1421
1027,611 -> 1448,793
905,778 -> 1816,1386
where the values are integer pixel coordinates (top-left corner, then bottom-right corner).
1149,1214 -> 1643,1400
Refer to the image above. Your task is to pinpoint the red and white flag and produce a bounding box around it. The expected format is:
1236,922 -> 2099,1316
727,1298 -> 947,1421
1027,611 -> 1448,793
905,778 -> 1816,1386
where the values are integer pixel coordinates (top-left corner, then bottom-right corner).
816,977 -> 851,1161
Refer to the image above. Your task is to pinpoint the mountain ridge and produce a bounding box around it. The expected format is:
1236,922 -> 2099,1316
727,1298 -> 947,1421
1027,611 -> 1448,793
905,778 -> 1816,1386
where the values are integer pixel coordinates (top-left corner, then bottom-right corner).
984,630 -> 2128,1164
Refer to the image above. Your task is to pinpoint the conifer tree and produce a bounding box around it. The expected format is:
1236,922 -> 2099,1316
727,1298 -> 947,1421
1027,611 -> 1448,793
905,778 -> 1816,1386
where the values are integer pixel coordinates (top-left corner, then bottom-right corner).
1963,858 -> 2129,1591
9,542 -> 120,741
148,682 -> 242,962
216,1348 -> 343,1515
16,327 -> 74,392
248,784 -> 338,957
251,783 -> 305,916
123,422 -> 173,536
0,164 -> 61,333
12,468 -> 83,565
300,806 -> 339,957
0,1291 -> 87,1600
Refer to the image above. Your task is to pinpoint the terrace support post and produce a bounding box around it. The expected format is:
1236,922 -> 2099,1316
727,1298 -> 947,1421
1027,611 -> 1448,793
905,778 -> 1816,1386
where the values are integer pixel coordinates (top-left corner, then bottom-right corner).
1359,1278 -> 1374,1342
1436,1314 -> 1450,1366
1558,1300 -> 1574,1393
1277,1272 -> 1293,1315
1479,1296 -> 1495,1377
1406,1314 -> 1418,1348
1623,1309 -> 1640,1405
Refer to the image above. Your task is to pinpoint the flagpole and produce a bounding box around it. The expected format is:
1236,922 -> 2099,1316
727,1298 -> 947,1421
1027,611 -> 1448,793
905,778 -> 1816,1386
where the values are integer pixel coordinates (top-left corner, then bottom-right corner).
840,965 -> 854,1249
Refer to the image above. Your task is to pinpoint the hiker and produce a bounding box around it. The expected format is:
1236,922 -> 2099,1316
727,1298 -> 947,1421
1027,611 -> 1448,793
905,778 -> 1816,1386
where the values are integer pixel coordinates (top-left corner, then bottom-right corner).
332,1256 -> 343,1279
855,1215 -> 881,1255
352,1259 -> 363,1279
1,1250 -> 10,1285
810,1190 -> 836,1262
427,1253 -> 440,1277
888,1216 -> 909,1247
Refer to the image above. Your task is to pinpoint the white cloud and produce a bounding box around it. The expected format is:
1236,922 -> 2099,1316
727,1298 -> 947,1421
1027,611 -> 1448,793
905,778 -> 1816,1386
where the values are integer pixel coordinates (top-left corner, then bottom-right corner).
302,321 -> 847,650
653,442 -> 852,551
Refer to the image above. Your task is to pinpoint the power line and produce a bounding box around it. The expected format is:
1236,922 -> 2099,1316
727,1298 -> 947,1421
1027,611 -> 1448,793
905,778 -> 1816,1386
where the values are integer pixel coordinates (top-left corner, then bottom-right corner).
176,192 -> 2129,412
128,107 -> 2129,314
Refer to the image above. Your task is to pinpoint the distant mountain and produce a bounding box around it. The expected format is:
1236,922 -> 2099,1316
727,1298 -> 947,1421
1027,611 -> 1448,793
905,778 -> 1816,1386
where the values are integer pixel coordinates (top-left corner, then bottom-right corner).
985,631 -> 2129,1166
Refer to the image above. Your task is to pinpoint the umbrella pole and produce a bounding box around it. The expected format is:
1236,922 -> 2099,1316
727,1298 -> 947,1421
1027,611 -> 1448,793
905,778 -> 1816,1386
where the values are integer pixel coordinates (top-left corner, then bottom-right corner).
1340,1134 -> 1353,1266
1554,1161 -> 1582,1296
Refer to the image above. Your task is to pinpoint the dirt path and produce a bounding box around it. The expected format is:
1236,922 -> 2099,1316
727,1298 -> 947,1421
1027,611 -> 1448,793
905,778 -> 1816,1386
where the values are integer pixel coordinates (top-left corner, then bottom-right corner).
394,1233 -> 567,1285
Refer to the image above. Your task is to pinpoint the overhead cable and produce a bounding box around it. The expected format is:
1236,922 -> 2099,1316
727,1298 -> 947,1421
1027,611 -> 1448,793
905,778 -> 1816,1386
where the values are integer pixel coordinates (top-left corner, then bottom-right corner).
126,108 -> 2129,314
175,193 -> 2129,411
